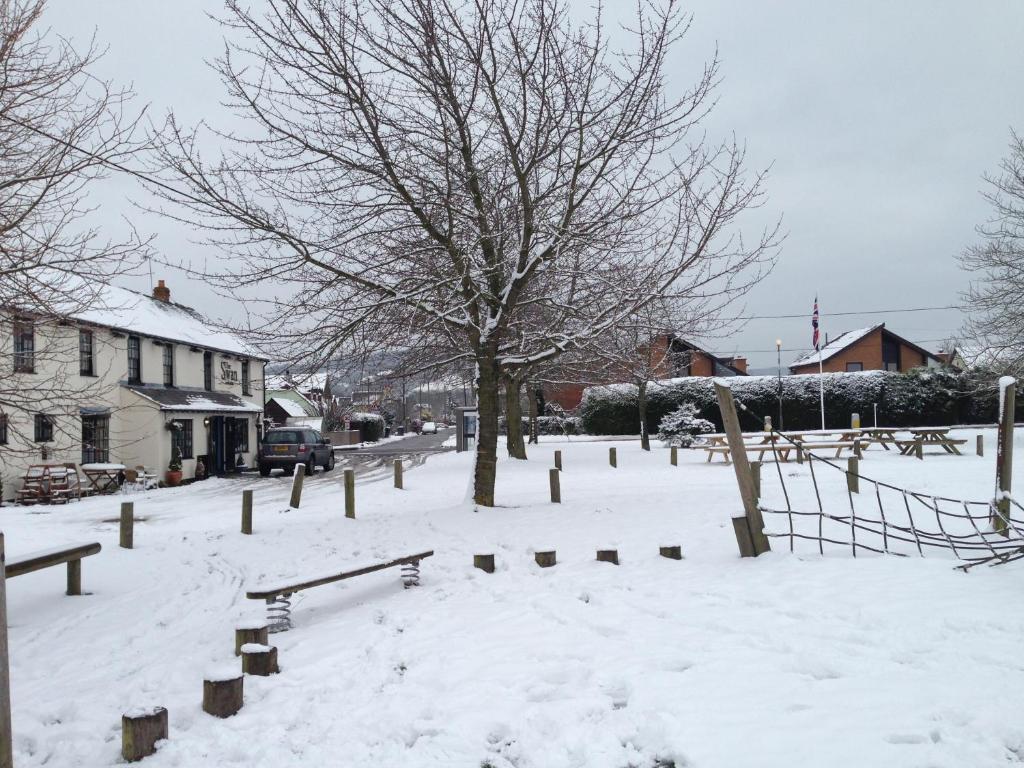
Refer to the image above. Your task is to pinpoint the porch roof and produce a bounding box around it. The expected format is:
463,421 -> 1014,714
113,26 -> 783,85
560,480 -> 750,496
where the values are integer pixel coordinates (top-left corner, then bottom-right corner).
124,385 -> 263,413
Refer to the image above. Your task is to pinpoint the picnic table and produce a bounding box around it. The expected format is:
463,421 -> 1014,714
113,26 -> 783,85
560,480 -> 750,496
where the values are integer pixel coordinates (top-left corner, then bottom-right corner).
81,463 -> 126,494
861,427 -> 967,456
702,429 -> 864,463
16,465 -> 81,505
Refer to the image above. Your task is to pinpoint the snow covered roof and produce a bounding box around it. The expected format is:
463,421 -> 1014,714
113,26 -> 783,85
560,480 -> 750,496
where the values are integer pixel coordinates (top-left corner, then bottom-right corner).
267,396 -> 307,417
125,385 -> 263,413
70,282 -> 265,359
265,388 -> 321,417
789,325 -> 880,368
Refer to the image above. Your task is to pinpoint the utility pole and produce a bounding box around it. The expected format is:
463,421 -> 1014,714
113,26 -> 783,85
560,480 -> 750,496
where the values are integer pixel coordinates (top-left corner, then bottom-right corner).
775,338 -> 784,431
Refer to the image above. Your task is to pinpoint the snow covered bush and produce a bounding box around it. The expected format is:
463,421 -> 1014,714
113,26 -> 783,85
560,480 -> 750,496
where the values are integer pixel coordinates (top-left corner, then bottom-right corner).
657,403 -> 715,446
348,412 -> 385,442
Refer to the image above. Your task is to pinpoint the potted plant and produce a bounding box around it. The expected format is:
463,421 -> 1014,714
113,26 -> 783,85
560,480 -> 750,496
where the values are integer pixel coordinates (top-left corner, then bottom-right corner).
166,441 -> 183,487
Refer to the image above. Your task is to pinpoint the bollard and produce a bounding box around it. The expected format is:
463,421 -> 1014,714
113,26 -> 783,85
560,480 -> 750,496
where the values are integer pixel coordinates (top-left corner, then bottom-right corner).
853,439 -> 863,459
670,445 -> 678,466
976,434 -> 984,457
473,554 -> 495,573
659,545 -> 683,560
122,706 -> 168,762
120,501 -> 134,549
534,550 -> 556,568
915,439 -> 923,460
554,450 -> 562,471
241,490 -> 253,535
596,549 -> 619,565
549,468 -> 561,503
394,459 -> 403,489
796,443 -> 804,464
203,674 -> 243,718
289,464 -> 304,508
609,447 -> 617,468
344,469 -> 355,519
847,456 -> 859,494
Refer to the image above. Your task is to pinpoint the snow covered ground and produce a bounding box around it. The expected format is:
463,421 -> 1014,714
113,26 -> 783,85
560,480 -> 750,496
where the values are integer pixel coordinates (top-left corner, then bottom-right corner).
4,429 -> 1024,767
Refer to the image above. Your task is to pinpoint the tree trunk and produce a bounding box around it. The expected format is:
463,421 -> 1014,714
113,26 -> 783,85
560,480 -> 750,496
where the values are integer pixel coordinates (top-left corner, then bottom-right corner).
527,382 -> 539,444
474,355 -> 501,506
505,375 -> 527,460
638,380 -> 650,451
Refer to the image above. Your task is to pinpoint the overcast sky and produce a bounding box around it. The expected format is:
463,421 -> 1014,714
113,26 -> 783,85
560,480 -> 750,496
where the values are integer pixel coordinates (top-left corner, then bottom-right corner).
46,1 -> 1024,368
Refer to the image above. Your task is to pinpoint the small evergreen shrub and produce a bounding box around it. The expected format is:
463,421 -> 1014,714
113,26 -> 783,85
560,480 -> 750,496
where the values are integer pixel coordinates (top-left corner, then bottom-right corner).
657,403 -> 715,447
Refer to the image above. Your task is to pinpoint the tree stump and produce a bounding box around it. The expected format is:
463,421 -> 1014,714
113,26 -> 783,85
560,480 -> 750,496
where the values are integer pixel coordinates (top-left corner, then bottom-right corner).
554,450 -> 562,471
120,501 -> 134,549
203,673 -> 243,718
473,554 -> 495,573
122,706 -> 168,762
289,464 -> 304,508
534,550 -> 556,568
596,549 -> 619,565
241,643 -> 279,676
241,489 -> 253,534
549,468 -> 561,503
609,447 -> 617,467
235,621 -> 269,656
344,468 -> 355,518
659,545 -> 683,560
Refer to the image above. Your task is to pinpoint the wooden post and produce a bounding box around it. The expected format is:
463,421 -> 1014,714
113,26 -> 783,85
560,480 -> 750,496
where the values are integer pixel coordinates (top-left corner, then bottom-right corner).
659,545 -> 682,560
234,622 -> 269,656
0,534 -> 12,768
731,517 -> 756,558
670,446 -> 678,466
976,434 -> 984,457
393,459 -> 403,489
241,490 -> 253,534
240,643 -> 279,676
847,456 -> 859,494
554,450 -> 562,471
853,438 -> 863,459
534,550 -> 556,568
202,675 -> 243,718
66,560 -> 81,596
122,706 -> 168,762
995,380 -> 1015,534
915,438 -> 923,461
549,468 -> 561,503
120,501 -> 134,549
473,554 -> 495,573
344,469 -> 355,519
750,461 -> 761,501
795,443 -> 804,464
596,549 -> 619,565
714,382 -> 771,556
289,464 -> 304,508
609,447 -> 617,467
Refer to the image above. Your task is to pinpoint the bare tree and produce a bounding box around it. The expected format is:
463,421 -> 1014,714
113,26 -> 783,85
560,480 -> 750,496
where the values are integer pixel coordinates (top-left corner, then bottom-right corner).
0,0 -> 146,451
151,0 -> 776,505
961,130 -> 1024,374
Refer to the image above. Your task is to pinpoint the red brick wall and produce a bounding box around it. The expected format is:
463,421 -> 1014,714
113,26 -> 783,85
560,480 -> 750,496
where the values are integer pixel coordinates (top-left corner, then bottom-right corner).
791,329 -> 930,374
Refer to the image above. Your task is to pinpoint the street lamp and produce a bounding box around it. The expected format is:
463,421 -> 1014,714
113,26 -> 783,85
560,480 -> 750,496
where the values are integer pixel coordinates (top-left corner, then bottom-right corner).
775,339 -> 784,431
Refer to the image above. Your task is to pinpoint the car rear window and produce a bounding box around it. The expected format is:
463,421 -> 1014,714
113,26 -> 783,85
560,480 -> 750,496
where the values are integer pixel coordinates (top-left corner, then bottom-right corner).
265,430 -> 302,444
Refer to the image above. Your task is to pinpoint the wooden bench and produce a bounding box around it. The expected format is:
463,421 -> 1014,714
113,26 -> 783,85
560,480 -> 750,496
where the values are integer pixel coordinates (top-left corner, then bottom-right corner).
246,550 -> 434,631
5,542 -> 102,595
704,440 -> 860,464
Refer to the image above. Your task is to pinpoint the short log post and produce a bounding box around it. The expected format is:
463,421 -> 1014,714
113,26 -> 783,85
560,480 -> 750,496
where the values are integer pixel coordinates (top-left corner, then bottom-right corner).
289,464 -> 304,508
847,456 -> 859,494
241,643 -> 279,676
670,446 -> 678,466
915,438 -> 924,461
66,559 -> 81,596
234,622 -> 269,656
853,438 -> 863,459
976,434 -> 984,457
202,675 -> 243,718
750,461 -> 761,502
120,501 -> 134,549
394,459 -> 403,489
596,549 -> 619,565
549,468 -> 561,503
659,545 -> 683,560
122,706 -> 168,762
344,469 -> 355,519
609,447 -> 617,468
0,534 -> 12,768
994,379 -> 1015,534
473,554 -> 495,573
534,550 -> 556,568
241,490 -> 253,535
554,450 -> 562,471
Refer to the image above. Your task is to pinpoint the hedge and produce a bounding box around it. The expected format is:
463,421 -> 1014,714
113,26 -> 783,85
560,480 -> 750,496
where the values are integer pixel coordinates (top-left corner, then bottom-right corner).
349,412 -> 385,442
579,369 -> 1024,436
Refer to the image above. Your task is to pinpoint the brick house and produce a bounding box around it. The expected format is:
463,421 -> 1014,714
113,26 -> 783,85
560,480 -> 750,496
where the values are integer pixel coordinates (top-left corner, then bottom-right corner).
544,335 -> 747,411
789,323 -> 942,375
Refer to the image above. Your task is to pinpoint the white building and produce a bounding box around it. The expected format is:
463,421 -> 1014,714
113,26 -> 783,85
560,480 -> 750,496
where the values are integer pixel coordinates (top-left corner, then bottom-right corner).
0,280 -> 267,500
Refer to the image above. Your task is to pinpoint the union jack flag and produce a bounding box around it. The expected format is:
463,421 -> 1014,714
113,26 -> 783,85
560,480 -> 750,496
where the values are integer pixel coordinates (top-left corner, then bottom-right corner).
812,296 -> 820,350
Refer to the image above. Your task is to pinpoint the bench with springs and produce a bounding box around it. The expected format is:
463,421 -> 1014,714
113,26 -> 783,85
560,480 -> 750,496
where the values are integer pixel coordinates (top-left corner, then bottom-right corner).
246,550 -> 434,632
5,542 -> 102,595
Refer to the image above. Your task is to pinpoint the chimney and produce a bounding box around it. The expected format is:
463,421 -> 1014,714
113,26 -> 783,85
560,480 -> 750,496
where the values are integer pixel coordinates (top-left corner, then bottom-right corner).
153,279 -> 170,303
729,356 -> 748,374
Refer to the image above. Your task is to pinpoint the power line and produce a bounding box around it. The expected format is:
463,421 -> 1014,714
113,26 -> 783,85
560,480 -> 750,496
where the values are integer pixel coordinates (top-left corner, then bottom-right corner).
736,305 -> 960,321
